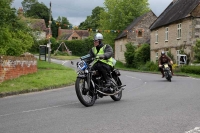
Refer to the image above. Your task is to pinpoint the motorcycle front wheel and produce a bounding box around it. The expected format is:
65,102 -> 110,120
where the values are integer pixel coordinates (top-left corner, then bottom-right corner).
75,78 -> 96,107
110,77 -> 122,101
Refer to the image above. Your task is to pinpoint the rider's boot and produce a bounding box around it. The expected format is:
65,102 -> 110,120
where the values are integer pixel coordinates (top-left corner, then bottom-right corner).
161,70 -> 164,78
103,79 -> 112,92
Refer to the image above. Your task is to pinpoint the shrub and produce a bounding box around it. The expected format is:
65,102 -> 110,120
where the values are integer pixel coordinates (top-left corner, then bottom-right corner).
124,43 -> 136,67
134,44 -> 150,68
138,61 -> 158,71
180,65 -> 200,75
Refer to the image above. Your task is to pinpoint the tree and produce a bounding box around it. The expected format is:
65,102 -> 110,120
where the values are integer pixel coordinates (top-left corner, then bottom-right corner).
99,0 -> 150,47
25,2 -> 49,26
79,6 -> 104,30
21,0 -> 38,15
21,0 -> 59,38
56,16 -> 71,29
0,0 -> 34,56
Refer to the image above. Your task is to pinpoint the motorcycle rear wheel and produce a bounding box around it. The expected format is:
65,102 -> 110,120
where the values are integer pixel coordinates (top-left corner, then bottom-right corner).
75,78 -> 96,107
110,77 -> 122,101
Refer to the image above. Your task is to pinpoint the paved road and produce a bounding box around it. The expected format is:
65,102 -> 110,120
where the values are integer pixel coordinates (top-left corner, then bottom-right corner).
0,66 -> 200,133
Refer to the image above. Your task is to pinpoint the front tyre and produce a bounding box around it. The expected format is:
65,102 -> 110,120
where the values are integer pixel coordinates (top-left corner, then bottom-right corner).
75,78 -> 96,107
110,77 -> 122,101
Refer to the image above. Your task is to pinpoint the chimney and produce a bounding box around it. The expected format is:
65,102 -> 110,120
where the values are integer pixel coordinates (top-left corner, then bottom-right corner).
17,7 -> 24,18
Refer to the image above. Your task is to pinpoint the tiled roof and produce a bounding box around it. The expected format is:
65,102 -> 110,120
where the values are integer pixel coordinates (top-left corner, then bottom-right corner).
115,12 -> 151,40
150,0 -> 200,30
58,29 -> 89,39
30,19 -> 47,31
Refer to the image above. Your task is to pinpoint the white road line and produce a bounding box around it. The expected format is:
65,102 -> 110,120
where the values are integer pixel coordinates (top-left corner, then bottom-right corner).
62,61 -> 68,65
0,102 -> 79,117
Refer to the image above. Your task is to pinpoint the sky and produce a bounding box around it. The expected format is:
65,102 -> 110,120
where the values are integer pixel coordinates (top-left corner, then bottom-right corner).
11,0 -> 172,26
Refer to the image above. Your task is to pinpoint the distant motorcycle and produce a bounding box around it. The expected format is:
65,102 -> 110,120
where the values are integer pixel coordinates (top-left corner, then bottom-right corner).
162,63 -> 172,82
71,55 -> 126,107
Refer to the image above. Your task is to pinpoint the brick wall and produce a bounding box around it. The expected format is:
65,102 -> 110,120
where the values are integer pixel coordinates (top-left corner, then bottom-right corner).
0,55 -> 37,83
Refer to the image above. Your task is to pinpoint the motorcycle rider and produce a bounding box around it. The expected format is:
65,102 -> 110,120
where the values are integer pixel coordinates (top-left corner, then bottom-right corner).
158,51 -> 174,78
84,33 -> 114,88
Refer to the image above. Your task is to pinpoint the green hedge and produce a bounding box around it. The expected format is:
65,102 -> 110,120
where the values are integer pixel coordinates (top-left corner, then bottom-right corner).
180,65 -> 200,75
63,37 -> 93,56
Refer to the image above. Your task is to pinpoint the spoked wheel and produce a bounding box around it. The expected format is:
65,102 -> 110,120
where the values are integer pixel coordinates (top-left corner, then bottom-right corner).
110,77 -> 122,101
75,78 -> 96,107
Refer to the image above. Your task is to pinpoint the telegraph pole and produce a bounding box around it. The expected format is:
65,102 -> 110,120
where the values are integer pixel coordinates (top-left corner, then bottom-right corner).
47,1 -> 52,63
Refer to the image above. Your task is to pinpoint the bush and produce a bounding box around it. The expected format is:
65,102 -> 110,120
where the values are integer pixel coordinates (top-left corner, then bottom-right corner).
124,43 -> 136,67
180,65 -> 200,75
134,44 -> 150,68
62,37 -> 93,56
138,61 -> 158,71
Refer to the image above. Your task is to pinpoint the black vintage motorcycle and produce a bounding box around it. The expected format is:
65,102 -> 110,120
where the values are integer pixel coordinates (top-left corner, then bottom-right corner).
72,55 -> 126,107
162,63 -> 172,82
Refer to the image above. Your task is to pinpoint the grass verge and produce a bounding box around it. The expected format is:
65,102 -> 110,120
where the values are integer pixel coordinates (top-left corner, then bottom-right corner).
0,60 -> 77,97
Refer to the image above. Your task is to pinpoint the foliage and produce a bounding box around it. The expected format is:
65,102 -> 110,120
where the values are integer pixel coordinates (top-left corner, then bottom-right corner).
167,50 -> 176,64
62,37 -> 93,56
24,2 -> 49,26
115,60 -> 126,69
21,0 -> 38,13
99,0 -> 150,47
79,6 -> 104,30
194,39 -> 200,62
30,37 -> 58,54
180,65 -> 200,75
56,16 -> 71,29
134,44 -> 150,68
0,0 -> 34,56
138,61 -> 158,71
124,43 -> 136,67
21,0 -> 59,38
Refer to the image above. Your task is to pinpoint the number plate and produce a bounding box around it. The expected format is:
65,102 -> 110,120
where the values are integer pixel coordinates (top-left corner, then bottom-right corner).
164,64 -> 168,68
78,61 -> 87,70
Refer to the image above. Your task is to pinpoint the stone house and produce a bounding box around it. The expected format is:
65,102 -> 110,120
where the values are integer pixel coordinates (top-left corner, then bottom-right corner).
17,7 -> 48,40
57,27 -> 89,40
150,0 -> 200,65
114,10 -> 157,63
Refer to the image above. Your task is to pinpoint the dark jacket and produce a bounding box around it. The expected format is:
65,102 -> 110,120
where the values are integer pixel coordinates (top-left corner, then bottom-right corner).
158,55 -> 172,65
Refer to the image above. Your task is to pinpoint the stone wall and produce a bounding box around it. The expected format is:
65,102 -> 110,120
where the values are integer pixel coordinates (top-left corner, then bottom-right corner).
150,18 -> 194,63
0,54 -> 37,83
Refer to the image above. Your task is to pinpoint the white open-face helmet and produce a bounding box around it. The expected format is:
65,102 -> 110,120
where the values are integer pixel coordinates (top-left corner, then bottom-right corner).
94,33 -> 103,41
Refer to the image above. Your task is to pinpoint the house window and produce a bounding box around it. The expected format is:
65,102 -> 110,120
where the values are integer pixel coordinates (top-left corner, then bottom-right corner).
72,37 -> 78,40
177,23 -> 181,39
165,27 -> 168,41
137,29 -> 143,37
155,30 -> 158,43
156,52 -> 158,61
